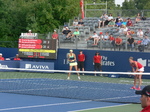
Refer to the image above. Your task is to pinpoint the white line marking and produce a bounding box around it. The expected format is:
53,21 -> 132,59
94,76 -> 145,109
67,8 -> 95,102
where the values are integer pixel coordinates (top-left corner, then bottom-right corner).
67,104 -> 131,112
0,100 -> 92,111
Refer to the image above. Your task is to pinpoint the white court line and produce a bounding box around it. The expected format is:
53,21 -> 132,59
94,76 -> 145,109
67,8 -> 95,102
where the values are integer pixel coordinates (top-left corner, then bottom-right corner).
0,100 -> 92,111
67,104 -> 131,112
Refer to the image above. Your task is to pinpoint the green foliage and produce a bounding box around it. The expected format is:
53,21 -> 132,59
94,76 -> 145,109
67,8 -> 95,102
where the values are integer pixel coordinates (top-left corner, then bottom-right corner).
0,0 -> 80,47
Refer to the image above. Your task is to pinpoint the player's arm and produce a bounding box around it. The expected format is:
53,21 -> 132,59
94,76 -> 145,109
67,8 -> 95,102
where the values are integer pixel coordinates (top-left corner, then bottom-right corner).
67,54 -> 71,62
73,54 -> 77,61
134,62 -> 139,72
130,64 -> 135,72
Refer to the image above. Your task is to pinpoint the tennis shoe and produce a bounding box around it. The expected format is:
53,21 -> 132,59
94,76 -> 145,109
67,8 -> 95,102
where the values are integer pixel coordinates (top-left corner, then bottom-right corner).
78,76 -> 81,80
136,87 -> 141,90
67,77 -> 70,80
130,86 -> 136,89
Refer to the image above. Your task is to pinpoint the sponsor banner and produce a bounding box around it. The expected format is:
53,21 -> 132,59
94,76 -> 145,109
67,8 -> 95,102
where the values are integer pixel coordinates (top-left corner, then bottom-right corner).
20,61 -> 54,73
0,61 -> 20,71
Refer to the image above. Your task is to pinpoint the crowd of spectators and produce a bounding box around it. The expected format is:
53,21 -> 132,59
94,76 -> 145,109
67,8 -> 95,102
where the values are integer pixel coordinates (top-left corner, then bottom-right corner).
58,12 -> 150,52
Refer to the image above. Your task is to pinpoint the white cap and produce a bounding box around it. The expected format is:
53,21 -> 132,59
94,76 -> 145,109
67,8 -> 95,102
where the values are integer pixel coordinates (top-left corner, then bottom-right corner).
66,27 -> 69,29
0,53 -> 2,55
29,30 -> 32,32
54,30 -> 56,32
70,50 -> 73,52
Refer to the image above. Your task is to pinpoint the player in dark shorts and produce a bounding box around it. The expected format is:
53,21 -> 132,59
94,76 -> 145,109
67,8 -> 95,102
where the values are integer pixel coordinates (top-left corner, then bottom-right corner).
93,52 -> 102,76
77,50 -> 85,75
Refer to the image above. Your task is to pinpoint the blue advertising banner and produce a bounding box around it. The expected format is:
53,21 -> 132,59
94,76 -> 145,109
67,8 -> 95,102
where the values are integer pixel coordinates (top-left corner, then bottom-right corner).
0,61 -> 20,71
20,61 -> 54,72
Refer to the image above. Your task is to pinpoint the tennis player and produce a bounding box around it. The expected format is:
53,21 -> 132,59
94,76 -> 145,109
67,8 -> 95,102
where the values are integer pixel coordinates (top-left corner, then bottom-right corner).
93,52 -> 102,76
129,57 -> 144,90
67,50 -> 80,80
78,50 -> 85,75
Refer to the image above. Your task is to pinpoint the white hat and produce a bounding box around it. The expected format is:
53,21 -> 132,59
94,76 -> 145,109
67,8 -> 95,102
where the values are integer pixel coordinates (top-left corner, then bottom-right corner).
66,27 -> 69,29
54,30 -> 56,32
70,50 -> 73,52
29,30 -> 32,32
0,53 -> 2,55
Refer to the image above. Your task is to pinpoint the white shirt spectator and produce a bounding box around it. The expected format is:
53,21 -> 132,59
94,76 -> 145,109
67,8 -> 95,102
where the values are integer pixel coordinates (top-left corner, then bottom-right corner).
137,29 -> 144,38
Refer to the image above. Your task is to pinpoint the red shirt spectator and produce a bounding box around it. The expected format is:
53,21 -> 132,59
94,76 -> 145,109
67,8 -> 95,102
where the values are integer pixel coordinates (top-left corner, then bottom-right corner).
115,37 -> 122,45
52,30 -> 58,39
93,55 -> 102,63
127,18 -> 133,26
13,54 -> 21,60
78,53 -> 85,62
109,35 -> 115,41
0,57 -> 4,60
0,53 -> 4,60
14,58 -> 21,60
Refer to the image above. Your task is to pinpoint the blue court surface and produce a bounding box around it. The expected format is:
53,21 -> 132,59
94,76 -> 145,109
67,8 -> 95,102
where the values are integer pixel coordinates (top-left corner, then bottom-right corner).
0,92 -> 126,112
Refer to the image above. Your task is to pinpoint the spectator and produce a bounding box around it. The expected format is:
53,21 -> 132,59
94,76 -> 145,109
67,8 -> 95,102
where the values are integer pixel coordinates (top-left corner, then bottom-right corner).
71,28 -> 80,38
138,35 -> 150,52
122,25 -> 128,35
118,25 -> 124,34
62,27 -> 72,40
135,13 -> 141,23
73,18 -> 78,26
109,35 -> 115,41
13,54 -> 21,60
116,19 -> 122,27
137,29 -> 144,39
27,30 -> 33,36
127,35 -> 135,51
109,35 -> 115,46
77,50 -> 85,75
98,18 -> 102,28
115,15 -> 123,23
144,29 -> 150,36
108,19 -> 115,27
0,53 -> 4,60
52,30 -> 58,39
78,19 -> 84,26
106,13 -> 113,25
135,85 -> 150,112
93,52 -> 102,76
99,32 -> 104,40
103,32 -> 109,40
126,29 -> 135,36
114,36 -> 123,51
122,19 -> 127,26
62,25 -> 67,31
86,31 -> 100,45
127,18 -> 133,27
100,13 -> 108,27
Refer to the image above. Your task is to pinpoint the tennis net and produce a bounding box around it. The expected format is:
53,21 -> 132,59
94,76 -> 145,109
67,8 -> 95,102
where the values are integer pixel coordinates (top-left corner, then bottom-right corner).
0,68 -> 149,103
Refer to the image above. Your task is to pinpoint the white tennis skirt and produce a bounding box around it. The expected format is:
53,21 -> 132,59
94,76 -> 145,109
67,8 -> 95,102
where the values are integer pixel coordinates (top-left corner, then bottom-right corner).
138,67 -> 144,72
69,62 -> 77,66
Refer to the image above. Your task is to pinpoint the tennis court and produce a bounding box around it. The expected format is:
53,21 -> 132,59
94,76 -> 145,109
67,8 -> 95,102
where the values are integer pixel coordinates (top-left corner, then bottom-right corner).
0,93 -> 142,112
0,71 -> 146,112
